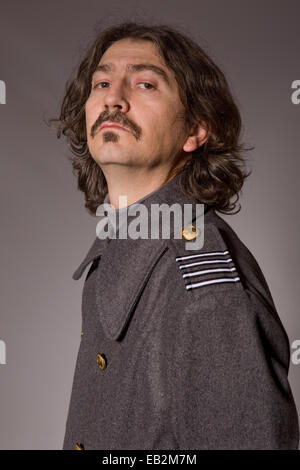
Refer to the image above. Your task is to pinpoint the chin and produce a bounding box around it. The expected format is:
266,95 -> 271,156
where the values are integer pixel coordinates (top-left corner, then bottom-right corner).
91,153 -> 134,167
90,145 -> 142,166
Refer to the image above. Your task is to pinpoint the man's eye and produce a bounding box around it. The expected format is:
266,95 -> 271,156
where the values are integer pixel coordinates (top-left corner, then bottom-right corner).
138,82 -> 155,90
94,82 -> 109,89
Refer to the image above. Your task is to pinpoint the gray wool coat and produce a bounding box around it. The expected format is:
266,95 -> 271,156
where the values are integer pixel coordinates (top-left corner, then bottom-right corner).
63,170 -> 299,450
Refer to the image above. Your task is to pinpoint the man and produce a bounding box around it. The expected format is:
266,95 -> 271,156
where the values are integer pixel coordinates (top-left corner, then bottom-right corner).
51,21 -> 299,449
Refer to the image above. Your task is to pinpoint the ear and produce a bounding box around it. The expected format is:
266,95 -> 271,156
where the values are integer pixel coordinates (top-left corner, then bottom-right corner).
182,122 -> 208,152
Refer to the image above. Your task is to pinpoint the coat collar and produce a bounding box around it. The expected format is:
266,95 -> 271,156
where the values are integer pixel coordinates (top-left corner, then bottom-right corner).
72,168 -> 214,341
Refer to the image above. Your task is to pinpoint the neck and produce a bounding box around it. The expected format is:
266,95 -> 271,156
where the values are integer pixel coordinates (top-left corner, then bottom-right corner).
102,165 -> 186,209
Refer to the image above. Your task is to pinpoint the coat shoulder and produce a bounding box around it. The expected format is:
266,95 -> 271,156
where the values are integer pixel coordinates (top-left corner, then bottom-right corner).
168,209 -> 276,310
167,209 -> 251,298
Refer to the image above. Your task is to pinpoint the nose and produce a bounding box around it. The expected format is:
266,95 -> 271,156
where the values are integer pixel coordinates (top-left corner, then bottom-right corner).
103,80 -> 130,114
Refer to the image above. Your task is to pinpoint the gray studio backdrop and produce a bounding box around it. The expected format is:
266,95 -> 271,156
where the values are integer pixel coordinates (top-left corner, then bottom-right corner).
0,0 -> 299,450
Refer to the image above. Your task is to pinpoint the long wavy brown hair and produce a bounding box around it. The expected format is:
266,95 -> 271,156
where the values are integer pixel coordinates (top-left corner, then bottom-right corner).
48,21 -> 253,215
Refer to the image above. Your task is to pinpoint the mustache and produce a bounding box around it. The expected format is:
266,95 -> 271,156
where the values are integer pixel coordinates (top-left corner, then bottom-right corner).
90,110 -> 142,140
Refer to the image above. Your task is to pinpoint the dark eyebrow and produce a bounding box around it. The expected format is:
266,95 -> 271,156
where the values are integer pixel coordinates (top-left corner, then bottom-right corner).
92,62 -> 171,87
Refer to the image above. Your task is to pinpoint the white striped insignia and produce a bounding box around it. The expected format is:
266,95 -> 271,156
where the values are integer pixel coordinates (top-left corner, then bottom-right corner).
176,249 -> 241,291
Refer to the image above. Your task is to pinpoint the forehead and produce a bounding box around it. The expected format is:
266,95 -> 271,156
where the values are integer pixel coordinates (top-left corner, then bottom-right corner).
100,38 -> 164,63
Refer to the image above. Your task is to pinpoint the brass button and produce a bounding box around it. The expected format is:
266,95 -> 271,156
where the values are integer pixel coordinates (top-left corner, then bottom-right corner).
81,330 -> 84,337
97,353 -> 107,370
75,442 -> 84,450
182,225 -> 200,241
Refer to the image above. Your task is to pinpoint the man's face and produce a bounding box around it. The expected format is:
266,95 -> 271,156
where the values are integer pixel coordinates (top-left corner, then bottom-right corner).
85,38 -> 190,171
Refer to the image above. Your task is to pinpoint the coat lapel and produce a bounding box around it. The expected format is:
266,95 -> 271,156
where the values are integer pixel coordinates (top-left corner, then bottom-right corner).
72,236 -> 109,281
95,237 -> 170,341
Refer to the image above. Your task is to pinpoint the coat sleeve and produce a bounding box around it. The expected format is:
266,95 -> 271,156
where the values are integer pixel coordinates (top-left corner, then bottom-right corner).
170,282 -> 299,449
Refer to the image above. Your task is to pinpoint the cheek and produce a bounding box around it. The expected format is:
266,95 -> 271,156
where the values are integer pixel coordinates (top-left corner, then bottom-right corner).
143,108 -> 165,133
85,97 -> 97,127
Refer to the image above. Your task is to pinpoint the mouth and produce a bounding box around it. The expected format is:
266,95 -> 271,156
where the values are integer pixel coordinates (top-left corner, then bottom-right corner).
100,124 -> 129,132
